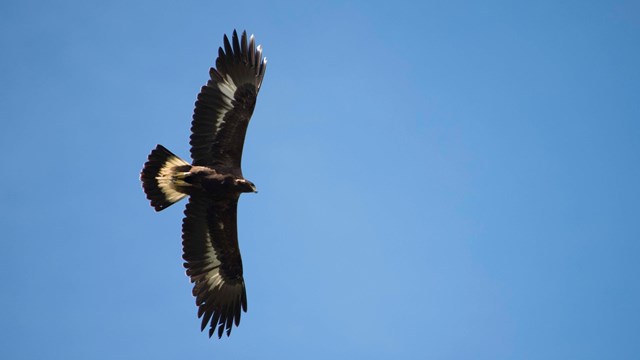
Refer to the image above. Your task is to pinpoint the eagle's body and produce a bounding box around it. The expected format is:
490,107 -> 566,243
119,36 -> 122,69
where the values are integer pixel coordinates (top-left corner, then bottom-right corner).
175,165 -> 257,195
140,30 -> 266,339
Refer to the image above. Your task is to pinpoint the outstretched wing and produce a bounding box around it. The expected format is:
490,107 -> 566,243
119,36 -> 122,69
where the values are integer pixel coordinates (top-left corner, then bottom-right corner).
182,195 -> 247,338
190,30 -> 267,171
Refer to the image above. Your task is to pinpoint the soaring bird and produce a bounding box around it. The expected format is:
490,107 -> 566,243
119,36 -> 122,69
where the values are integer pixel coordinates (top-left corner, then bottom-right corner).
140,30 -> 266,338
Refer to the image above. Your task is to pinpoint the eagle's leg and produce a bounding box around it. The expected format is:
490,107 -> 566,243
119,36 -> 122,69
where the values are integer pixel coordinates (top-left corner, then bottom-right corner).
171,172 -> 193,187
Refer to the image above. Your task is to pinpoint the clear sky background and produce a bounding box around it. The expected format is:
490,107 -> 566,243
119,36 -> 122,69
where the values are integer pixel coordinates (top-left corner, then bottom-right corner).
1,0 -> 639,359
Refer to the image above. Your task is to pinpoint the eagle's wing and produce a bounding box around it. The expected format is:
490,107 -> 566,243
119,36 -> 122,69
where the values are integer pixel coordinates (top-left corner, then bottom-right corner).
190,30 -> 267,171
182,195 -> 247,338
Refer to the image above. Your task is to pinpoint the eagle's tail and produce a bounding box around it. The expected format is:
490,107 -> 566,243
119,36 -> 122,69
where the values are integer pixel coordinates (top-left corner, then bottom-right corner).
141,144 -> 191,211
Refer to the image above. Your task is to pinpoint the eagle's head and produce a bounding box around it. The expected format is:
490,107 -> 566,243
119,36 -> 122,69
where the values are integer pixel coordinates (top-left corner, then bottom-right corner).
236,179 -> 258,193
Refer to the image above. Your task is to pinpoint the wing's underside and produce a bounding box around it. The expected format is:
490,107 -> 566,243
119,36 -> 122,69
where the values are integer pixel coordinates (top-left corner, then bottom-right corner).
182,195 -> 247,338
190,30 -> 267,170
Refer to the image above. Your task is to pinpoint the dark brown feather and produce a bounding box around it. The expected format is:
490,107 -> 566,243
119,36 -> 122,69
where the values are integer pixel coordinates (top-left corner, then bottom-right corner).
182,196 -> 247,338
190,30 -> 266,169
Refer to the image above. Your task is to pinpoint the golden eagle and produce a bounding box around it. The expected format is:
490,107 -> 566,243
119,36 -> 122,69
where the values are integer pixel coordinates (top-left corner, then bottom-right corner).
140,30 -> 266,338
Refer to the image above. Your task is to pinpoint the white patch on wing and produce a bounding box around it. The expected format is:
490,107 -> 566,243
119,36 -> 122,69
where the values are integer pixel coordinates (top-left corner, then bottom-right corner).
209,271 -> 224,290
204,250 -> 222,269
213,80 -> 237,134
155,155 -> 189,203
191,230 -> 226,293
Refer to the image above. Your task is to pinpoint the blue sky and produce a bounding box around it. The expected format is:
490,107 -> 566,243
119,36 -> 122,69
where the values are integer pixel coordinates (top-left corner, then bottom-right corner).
1,0 -> 639,358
